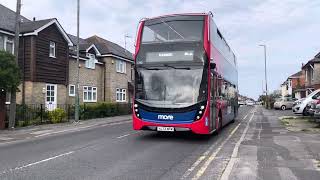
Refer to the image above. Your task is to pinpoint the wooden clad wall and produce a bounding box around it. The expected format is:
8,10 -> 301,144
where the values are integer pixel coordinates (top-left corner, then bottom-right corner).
35,24 -> 69,85
18,36 -> 32,81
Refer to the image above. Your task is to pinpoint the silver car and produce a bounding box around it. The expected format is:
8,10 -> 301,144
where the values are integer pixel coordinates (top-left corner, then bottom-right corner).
274,97 -> 297,110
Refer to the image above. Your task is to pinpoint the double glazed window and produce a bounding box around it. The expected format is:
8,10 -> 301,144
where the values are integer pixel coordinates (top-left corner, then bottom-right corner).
69,85 -> 75,96
0,36 -> 14,54
116,60 -> 126,73
116,88 -> 126,102
83,86 -> 97,102
86,53 -> 96,69
49,41 -> 56,58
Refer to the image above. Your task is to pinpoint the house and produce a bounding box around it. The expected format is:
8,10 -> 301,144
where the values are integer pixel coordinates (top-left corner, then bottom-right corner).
1,4 -> 134,111
0,4 -> 73,110
281,70 -> 306,99
290,71 -> 306,99
280,80 -> 290,98
67,34 -> 134,105
302,52 -> 320,96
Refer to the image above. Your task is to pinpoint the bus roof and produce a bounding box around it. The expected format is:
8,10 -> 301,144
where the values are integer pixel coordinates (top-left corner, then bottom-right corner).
143,12 -> 209,22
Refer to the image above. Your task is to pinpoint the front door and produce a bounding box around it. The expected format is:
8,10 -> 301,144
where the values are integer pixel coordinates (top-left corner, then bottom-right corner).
45,84 -> 57,111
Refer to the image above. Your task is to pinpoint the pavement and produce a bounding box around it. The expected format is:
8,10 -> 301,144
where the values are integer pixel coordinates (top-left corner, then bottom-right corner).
0,115 -> 132,145
0,106 -> 319,180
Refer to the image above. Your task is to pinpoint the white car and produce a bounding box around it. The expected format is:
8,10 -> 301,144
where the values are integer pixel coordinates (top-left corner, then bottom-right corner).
246,101 -> 254,106
292,89 -> 320,115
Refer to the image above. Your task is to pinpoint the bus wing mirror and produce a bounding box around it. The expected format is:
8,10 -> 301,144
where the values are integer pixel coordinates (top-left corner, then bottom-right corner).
210,62 -> 216,70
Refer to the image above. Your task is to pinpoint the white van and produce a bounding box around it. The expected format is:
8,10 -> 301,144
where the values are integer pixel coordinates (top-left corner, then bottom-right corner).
292,89 -> 320,115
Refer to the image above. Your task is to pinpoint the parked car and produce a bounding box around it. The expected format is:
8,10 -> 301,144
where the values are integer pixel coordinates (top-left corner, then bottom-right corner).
274,97 -> 297,110
238,101 -> 246,106
293,89 -> 320,116
246,101 -> 254,106
307,98 -> 320,116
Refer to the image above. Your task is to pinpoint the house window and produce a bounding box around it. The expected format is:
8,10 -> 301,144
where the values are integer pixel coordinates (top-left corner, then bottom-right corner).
69,84 -> 75,96
305,70 -> 308,82
85,53 -> 96,69
116,60 -> 126,73
83,86 -> 97,102
49,41 -> 56,58
311,69 -> 314,81
5,37 -> 14,54
116,88 -> 126,102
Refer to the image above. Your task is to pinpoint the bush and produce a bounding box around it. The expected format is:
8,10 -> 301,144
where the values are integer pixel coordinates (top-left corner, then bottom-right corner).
48,108 -> 66,124
80,103 -> 131,120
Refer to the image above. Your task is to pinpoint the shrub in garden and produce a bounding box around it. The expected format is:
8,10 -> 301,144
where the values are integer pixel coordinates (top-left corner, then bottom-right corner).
48,108 -> 66,124
80,103 -> 131,120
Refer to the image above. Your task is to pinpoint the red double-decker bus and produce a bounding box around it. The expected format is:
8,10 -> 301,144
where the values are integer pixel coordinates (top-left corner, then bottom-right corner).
132,13 -> 238,135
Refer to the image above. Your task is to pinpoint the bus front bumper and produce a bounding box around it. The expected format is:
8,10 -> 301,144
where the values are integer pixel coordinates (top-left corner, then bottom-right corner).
132,115 -> 210,135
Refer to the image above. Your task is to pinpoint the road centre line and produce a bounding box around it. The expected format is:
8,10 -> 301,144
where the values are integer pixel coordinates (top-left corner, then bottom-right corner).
0,151 -> 74,176
220,109 -> 256,180
35,120 -> 131,138
116,132 -> 140,139
181,107 -> 255,180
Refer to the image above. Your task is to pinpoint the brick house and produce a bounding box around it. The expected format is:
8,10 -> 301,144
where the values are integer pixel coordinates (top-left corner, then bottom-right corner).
302,52 -> 320,96
67,35 -> 134,104
0,4 -> 73,110
280,70 -> 306,99
290,71 -> 306,99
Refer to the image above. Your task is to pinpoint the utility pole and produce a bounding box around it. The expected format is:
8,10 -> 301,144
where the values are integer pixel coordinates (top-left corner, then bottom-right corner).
259,44 -> 268,108
74,0 -> 80,122
9,0 -> 21,129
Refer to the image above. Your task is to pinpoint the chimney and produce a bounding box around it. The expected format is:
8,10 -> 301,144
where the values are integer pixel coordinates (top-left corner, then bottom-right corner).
302,63 -> 304,68
33,17 -> 36,21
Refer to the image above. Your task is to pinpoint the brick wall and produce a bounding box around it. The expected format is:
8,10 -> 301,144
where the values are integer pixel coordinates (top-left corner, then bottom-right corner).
103,57 -> 133,103
68,58 -> 104,104
16,81 -> 67,105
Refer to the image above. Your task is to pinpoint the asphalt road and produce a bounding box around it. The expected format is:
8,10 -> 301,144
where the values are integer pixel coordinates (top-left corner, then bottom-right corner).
0,106 -> 319,180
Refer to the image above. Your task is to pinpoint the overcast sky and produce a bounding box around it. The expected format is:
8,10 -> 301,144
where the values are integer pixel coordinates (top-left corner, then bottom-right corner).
1,0 -> 320,99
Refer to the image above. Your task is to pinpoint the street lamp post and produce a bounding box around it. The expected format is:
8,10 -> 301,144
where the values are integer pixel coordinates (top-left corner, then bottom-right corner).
259,44 -> 268,108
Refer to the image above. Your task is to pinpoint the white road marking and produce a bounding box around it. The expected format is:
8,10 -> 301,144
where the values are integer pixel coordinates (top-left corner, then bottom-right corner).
220,109 -> 256,180
192,122 -> 242,180
116,132 -> 140,139
181,108 -> 255,180
35,120 -> 131,138
0,151 -> 74,176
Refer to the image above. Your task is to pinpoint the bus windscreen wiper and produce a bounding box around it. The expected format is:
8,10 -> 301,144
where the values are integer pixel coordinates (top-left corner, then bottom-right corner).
163,64 -> 191,70
138,66 -> 162,70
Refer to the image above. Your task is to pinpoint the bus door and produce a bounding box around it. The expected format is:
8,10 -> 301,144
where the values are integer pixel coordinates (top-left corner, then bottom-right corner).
210,72 -> 216,131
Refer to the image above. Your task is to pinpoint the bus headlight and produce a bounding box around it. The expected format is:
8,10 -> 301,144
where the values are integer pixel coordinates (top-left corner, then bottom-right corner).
195,103 -> 206,121
134,103 -> 140,118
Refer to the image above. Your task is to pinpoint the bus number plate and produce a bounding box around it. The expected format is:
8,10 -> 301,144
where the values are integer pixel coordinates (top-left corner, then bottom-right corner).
157,127 -> 174,132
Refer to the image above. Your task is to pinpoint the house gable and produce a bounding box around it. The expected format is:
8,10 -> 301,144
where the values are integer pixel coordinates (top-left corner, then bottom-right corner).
23,19 -> 73,46
35,24 -> 69,85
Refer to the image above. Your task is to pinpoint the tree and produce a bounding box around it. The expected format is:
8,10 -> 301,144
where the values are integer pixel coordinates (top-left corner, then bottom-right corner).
0,51 -> 21,91
0,50 -> 21,129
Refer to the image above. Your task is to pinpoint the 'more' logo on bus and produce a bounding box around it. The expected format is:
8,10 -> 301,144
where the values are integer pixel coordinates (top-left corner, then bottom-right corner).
158,114 -> 174,120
